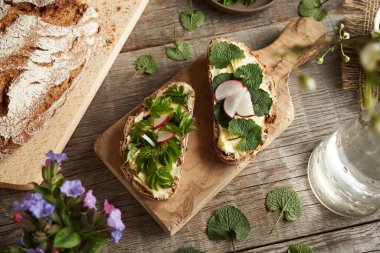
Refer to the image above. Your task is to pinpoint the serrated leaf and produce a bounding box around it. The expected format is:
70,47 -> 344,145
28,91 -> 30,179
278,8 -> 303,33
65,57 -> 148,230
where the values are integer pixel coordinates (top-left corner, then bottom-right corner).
298,0 -> 328,21
210,41 -> 245,69
228,118 -> 262,152
134,55 -> 157,75
212,73 -> 234,89
166,40 -> 192,61
126,143 -> 139,162
214,101 -> 231,128
288,243 -> 313,253
207,205 -> 250,241
177,247 -> 204,253
149,97 -> 174,118
163,84 -> 191,105
53,227 -> 81,248
180,10 -> 205,31
250,88 -> 273,116
234,63 -> 263,91
265,187 -> 302,234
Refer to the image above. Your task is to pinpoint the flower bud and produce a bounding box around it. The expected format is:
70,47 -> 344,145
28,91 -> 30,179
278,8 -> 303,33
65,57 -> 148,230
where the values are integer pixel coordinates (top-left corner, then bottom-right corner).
298,74 -> 317,91
12,213 -> 23,223
342,31 -> 350,40
340,23 -> 345,29
316,57 -> 324,64
343,55 -> 350,62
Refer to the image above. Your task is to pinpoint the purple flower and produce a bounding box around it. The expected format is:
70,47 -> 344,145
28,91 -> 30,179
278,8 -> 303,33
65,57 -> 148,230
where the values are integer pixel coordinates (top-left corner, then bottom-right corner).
110,230 -> 123,244
83,190 -> 97,209
107,209 -> 125,231
26,247 -> 44,253
104,199 -> 115,215
45,150 -> 68,165
60,180 -> 84,198
13,192 -> 55,219
16,239 -> 25,247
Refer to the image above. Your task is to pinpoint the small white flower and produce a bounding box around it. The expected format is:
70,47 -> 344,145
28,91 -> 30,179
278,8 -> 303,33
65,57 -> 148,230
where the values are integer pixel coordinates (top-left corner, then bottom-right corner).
342,31 -> 350,40
343,55 -> 350,63
299,74 -> 317,91
316,57 -> 324,64
360,42 -> 380,71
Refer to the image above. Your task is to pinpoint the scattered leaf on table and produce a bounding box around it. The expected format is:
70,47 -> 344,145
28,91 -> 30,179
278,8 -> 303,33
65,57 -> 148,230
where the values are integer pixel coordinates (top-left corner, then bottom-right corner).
166,40 -> 192,61
298,0 -> 328,21
134,55 -> 157,75
180,10 -> 205,31
288,243 -> 313,253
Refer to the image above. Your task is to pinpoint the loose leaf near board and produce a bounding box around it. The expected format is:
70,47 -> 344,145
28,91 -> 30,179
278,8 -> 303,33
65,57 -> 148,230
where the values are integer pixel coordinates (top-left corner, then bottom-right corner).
288,243 -> 314,253
207,205 -> 251,242
180,10 -> 205,31
210,41 -> 245,69
134,55 -> 157,75
298,0 -> 328,21
166,40 -> 192,61
265,187 -> 302,234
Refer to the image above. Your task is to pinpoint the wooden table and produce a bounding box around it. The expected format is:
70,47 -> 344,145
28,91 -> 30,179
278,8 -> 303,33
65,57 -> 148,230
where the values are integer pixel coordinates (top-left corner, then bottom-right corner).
1,0 -> 379,252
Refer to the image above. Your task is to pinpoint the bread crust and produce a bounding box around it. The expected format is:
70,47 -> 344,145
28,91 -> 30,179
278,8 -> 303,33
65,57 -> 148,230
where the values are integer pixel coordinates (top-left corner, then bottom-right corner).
207,38 -> 278,164
120,82 -> 195,200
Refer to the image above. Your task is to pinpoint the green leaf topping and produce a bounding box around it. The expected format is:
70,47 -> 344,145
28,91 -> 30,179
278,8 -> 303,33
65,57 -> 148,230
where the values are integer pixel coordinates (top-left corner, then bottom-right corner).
207,205 -> 251,241
214,101 -> 231,128
180,10 -> 205,32
147,166 -> 174,190
157,138 -> 182,166
177,247 -> 205,253
144,96 -> 173,118
228,118 -> 262,152
212,73 -> 234,90
171,106 -> 197,137
166,40 -> 192,61
163,84 -> 192,106
250,88 -> 273,116
288,243 -> 313,253
130,120 -> 152,141
134,55 -> 157,75
210,41 -> 245,69
218,0 -> 257,6
265,187 -> 302,234
126,143 -> 139,162
53,227 -> 81,248
298,0 -> 328,21
135,146 -> 157,175
234,63 -> 263,91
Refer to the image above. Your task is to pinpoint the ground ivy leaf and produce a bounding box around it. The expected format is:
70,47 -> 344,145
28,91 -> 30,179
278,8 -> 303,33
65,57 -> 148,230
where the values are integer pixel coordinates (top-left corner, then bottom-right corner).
134,55 -> 157,75
207,205 -> 250,241
265,187 -> 302,234
228,118 -> 262,152
234,63 -> 263,91
214,101 -> 231,128
298,0 -> 328,21
288,243 -> 313,253
250,88 -> 273,116
166,40 -> 192,61
210,41 -> 245,69
180,10 -> 205,31
212,73 -> 234,90
177,247 -> 205,253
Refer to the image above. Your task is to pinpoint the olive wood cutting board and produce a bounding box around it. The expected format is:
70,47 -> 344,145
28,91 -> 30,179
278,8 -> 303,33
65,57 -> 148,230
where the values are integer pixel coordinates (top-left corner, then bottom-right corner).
94,18 -> 326,235
0,0 -> 149,190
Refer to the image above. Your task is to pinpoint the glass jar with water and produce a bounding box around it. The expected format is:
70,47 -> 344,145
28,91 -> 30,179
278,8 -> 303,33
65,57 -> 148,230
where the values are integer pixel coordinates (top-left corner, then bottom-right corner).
308,105 -> 380,217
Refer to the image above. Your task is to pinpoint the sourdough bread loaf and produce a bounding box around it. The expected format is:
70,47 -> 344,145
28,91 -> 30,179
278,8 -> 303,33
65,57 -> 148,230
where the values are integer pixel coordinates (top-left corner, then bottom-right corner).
0,0 -> 100,158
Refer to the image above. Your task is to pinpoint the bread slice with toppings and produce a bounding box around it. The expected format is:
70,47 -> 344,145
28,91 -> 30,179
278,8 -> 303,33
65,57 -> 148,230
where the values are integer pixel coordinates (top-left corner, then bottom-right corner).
207,38 -> 277,164
120,82 -> 196,200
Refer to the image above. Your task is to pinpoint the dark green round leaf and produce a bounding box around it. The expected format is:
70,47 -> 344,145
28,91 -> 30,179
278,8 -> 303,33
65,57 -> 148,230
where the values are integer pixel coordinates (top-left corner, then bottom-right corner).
214,101 -> 231,128
210,41 -> 245,69
134,55 -> 157,75
54,227 -> 81,248
207,205 -> 250,241
288,243 -> 313,253
250,88 -> 273,116
228,118 -> 262,152
265,187 -> 302,221
212,73 -> 234,90
180,10 -> 205,31
166,40 -> 192,61
234,63 -> 263,91
298,0 -> 328,21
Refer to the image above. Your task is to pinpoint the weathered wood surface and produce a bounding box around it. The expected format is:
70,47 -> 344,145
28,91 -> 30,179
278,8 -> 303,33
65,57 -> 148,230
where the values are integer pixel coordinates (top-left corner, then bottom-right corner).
1,0 -> 379,252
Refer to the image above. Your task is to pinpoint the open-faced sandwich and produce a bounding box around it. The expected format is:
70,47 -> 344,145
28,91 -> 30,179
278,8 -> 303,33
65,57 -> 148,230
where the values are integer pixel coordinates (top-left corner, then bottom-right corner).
120,82 -> 196,200
207,38 -> 277,164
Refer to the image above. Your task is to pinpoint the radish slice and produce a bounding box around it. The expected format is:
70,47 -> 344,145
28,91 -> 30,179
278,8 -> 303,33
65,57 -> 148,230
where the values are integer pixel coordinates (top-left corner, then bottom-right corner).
157,131 -> 175,144
215,80 -> 245,101
153,115 -> 170,129
236,91 -> 254,117
140,132 -> 156,147
223,88 -> 247,118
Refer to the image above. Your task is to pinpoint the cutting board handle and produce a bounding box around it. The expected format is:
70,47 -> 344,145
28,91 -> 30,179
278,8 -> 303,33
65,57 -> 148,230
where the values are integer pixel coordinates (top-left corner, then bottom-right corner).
256,17 -> 327,78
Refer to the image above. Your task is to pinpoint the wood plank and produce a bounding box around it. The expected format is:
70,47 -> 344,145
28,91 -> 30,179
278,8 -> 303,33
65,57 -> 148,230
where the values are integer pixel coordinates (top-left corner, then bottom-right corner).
0,0 -> 149,190
0,12 -> 375,253
121,0 -> 346,52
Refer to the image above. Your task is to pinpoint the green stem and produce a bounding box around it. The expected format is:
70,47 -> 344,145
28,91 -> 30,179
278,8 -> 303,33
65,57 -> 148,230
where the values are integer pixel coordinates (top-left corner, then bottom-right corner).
268,209 -> 284,235
227,137 -> 241,141
229,235 -> 236,253
133,69 -> 144,78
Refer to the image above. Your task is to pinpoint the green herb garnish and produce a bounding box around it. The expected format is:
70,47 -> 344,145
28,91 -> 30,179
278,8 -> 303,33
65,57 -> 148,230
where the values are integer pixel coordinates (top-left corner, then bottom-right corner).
157,138 -> 182,166
234,63 -> 263,91
207,205 -> 250,251
134,55 -> 157,75
228,118 -> 262,152
171,106 -> 197,137
213,101 -> 231,128
250,88 -> 273,116
163,84 -> 191,106
144,96 -> 173,118
212,73 -> 234,90
210,41 -> 245,69
146,166 -> 173,191
129,120 -> 152,140
125,143 -> 139,162
288,243 -> 313,253
180,0 -> 205,32
298,0 -> 328,21
217,0 -> 257,6
265,187 -> 302,234
166,40 -> 192,61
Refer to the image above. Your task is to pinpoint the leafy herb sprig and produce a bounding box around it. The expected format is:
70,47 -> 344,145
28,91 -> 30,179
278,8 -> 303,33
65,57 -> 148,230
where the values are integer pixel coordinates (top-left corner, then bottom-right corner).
163,84 -> 192,105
